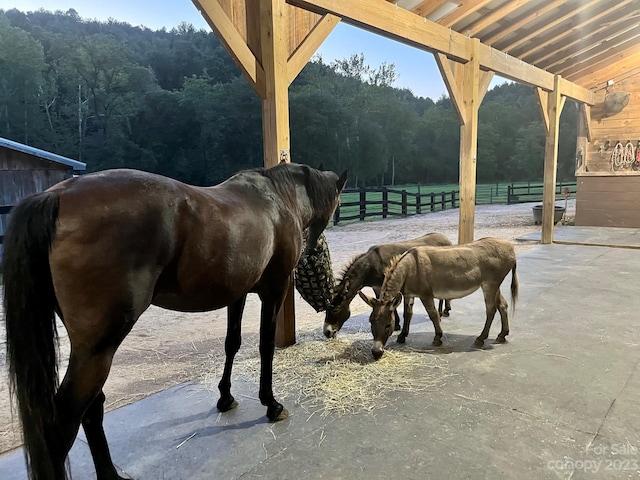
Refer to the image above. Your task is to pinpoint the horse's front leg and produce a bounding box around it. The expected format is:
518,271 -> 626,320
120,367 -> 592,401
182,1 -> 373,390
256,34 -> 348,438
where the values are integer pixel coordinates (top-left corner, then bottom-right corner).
217,296 -> 247,412
82,391 -> 129,480
259,286 -> 289,422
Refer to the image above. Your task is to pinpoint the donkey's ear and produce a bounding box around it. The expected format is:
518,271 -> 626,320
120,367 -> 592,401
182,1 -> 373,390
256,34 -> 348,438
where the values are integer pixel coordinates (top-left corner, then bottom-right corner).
342,277 -> 350,292
358,290 -> 375,308
336,170 -> 348,192
391,292 -> 403,309
317,162 -> 324,171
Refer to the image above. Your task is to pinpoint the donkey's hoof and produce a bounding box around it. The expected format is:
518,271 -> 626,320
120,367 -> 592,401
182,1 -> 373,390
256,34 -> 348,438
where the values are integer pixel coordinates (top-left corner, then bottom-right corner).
474,338 -> 485,347
441,311 -> 450,318
217,396 -> 238,412
433,337 -> 443,347
495,336 -> 508,344
394,323 -> 401,331
397,335 -> 406,344
267,403 -> 288,422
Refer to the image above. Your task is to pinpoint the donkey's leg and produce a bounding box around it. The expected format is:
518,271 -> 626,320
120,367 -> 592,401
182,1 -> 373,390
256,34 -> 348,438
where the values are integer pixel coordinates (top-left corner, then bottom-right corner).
495,291 -> 510,343
217,296 -> 247,412
421,297 -> 444,346
397,296 -> 415,343
476,287 -> 499,346
442,299 -> 452,317
259,286 -> 289,422
82,391 -> 128,480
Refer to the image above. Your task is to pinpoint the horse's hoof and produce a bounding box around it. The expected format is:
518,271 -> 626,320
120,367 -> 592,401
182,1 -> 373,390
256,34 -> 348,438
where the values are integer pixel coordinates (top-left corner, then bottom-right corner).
433,337 -> 443,347
397,335 -> 406,344
474,338 -> 485,347
267,403 -> 288,422
216,396 -> 238,412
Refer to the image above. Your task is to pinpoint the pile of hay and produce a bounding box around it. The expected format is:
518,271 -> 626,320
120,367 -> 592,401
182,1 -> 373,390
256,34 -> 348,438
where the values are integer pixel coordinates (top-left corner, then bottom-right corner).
201,329 -> 452,418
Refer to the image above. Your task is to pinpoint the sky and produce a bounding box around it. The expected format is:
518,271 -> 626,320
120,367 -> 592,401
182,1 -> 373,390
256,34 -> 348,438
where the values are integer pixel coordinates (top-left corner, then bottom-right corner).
2,0 -> 505,100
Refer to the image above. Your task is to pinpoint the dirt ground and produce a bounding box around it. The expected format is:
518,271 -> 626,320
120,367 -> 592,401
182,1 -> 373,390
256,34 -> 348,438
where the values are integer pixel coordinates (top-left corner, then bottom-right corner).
0,200 -> 575,454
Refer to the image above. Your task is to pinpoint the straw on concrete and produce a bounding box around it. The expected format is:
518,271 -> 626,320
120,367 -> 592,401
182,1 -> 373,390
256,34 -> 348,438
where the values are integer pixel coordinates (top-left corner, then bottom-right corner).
201,328 -> 452,417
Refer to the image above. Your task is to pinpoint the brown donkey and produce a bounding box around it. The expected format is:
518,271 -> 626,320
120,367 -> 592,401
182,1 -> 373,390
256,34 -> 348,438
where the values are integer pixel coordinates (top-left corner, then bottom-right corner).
323,233 -> 452,339
359,237 -> 518,359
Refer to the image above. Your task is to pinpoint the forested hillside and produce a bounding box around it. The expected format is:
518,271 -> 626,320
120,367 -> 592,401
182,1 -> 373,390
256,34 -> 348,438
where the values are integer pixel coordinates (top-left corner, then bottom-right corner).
0,8 -> 578,186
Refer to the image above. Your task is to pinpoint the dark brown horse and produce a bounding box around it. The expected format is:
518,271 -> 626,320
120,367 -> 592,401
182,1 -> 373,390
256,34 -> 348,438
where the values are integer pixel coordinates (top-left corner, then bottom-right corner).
2,162 -> 347,480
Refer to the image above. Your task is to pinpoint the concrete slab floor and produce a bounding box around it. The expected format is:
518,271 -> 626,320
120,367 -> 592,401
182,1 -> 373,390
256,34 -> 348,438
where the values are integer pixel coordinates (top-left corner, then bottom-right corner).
2,230 -> 640,480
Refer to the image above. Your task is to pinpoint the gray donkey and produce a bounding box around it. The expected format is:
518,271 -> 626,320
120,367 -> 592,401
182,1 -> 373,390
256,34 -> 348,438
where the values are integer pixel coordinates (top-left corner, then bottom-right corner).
359,237 -> 518,359
323,232 -> 452,339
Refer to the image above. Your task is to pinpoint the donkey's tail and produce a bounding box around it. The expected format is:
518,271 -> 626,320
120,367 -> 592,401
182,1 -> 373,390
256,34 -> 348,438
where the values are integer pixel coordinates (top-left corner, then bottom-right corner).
510,262 -> 519,316
2,192 -> 61,480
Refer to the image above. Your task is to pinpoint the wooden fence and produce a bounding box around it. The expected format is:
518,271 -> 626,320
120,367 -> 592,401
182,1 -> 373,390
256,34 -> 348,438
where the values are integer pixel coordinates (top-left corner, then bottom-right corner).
333,187 -> 457,225
506,181 -> 576,204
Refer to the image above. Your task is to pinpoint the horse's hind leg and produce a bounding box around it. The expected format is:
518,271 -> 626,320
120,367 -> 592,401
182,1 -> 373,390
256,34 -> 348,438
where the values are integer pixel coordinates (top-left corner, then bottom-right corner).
82,391 -> 128,480
217,296 -> 247,412
495,291 -> 510,343
52,349 -> 117,479
441,299 -> 452,317
397,296 -> 415,344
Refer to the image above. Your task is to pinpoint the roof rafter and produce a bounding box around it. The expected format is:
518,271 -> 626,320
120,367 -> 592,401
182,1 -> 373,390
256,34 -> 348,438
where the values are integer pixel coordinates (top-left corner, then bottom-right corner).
483,0 -> 565,46
467,0 -> 530,37
440,0 -> 492,27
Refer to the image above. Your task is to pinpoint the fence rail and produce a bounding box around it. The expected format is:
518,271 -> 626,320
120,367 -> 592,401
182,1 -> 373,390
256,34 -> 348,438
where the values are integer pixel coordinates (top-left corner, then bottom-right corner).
333,181 -> 576,225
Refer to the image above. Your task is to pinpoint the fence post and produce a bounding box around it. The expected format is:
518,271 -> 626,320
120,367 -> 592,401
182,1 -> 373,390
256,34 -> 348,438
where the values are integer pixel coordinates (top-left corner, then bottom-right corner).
430,192 -> 435,212
382,187 -> 388,219
507,185 -> 512,204
441,192 -> 446,210
402,190 -> 407,216
416,193 -> 421,214
451,191 -> 456,208
359,187 -> 366,221
333,204 -> 340,225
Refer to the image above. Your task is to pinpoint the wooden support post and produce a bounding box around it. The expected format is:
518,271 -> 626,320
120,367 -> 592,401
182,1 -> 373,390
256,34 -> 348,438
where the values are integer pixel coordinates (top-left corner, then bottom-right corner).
261,0 -> 295,347
541,75 -> 565,244
458,39 -> 481,245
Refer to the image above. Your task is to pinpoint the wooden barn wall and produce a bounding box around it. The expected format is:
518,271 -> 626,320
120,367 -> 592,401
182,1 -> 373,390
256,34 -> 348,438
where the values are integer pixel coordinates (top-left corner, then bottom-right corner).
576,74 -> 640,228
0,147 -> 72,239
575,176 -> 640,228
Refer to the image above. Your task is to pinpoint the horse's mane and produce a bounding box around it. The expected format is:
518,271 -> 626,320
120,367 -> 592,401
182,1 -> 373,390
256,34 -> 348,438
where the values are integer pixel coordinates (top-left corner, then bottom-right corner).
258,163 -> 337,213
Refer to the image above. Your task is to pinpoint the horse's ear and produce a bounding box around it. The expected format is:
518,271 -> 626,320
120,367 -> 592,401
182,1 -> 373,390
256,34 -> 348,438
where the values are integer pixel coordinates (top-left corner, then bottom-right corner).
317,162 -> 324,171
337,170 -> 348,192
358,290 -> 375,308
391,293 -> 403,309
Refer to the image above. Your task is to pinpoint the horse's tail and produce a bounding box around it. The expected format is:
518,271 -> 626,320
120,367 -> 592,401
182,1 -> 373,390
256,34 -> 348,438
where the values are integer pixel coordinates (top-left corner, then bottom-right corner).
510,262 -> 519,316
2,192 -> 62,480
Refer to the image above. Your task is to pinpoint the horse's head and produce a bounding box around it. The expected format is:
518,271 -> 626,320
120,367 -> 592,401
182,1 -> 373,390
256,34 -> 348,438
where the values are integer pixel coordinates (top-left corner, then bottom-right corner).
358,290 -> 402,360
323,277 -> 352,338
303,166 -> 347,255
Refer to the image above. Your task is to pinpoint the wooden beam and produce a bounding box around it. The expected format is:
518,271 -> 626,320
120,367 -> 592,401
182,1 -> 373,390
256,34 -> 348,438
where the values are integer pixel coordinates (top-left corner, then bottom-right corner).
502,0 -> 601,54
577,54 -> 640,89
287,0 -> 595,104
535,87 -> 550,134
541,75 -> 564,244
260,0 -> 295,346
458,39 -> 481,245
580,103 -> 592,142
519,1 -> 636,63
478,70 -> 494,104
483,0 -> 565,46
434,53 -> 466,124
467,0 -> 529,37
555,38 -> 640,80
193,0 -> 265,98
287,14 -> 340,84
530,12 -> 639,69
441,0 -> 492,28
413,0 -> 448,17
